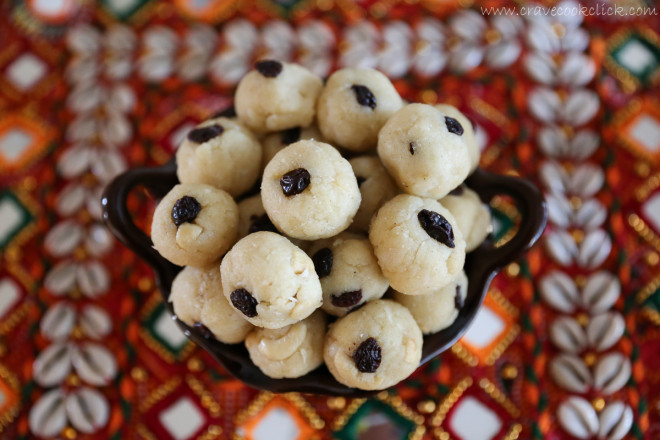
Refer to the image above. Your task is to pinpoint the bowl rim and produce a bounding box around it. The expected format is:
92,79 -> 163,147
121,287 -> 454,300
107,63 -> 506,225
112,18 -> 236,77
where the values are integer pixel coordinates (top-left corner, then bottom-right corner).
102,160 -> 547,396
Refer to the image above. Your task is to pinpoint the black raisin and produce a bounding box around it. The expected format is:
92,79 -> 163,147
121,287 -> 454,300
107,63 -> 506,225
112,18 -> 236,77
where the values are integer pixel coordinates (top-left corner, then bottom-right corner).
248,214 -> 278,234
193,322 -> 214,339
331,290 -> 362,308
230,288 -> 258,317
409,141 -> 416,155
448,185 -> 464,196
352,337 -> 382,373
171,196 -> 201,226
280,168 -> 311,197
356,176 -> 366,187
455,285 -> 464,310
417,209 -> 455,248
281,127 -> 301,145
188,124 -> 224,143
312,248 -> 333,278
255,59 -> 282,78
351,85 -> 376,110
445,116 -> 464,135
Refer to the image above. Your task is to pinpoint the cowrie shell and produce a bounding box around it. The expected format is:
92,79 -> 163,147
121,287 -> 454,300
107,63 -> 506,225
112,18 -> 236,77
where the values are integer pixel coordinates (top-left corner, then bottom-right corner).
550,353 -> 591,393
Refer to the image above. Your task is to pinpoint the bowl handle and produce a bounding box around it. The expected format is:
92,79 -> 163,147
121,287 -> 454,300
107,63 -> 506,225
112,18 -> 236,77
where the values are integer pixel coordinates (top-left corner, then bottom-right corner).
466,168 -> 547,271
102,160 -> 179,276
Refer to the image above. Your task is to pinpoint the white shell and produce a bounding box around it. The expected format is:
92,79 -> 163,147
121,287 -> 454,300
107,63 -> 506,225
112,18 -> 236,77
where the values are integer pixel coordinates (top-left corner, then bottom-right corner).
569,163 -> 604,197
105,24 -> 137,53
557,396 -> 599,439
139,53 -> 174,82
555,1 -> 584,27
546,192 -> 572,228
416,17 -> 445,43
563,90 -> 600,126
29,388 -> 67,438
298,20 -> 336,51
414,47 -> 447,77
261,20 -> 296,60
84,223 -> 114,257
491,15 -> 523,39
549,353 -> 591,393
526,23 -> 560,54
56,184 -> 87,217
383,22 -> 413,46
540,270 -> 579,313
33,342 -> 72,387
80,305 -> 113,339
577,229 -> 611,269
57,144 -> 92,179
545,229 -> 578,266
100,112 -> 133,148
105,57 -> 132,80
67,24 -> 101,55
87,186 -> 105,221
68,82 -> 104,113
223,19 -> 259,50
524,52 -> 555,85
560,52 -> 595,86
40,302 -> 75,341
379,45 -> 411,79
76,261 -> 110,298
143,26 -> 178,55
185,25 -> 217,55
378,21 -> 413,78
587,312 -> 625,351
66,388 -> 110,434
299,52 -> 333,79
537,126 -> 599,161
44,261 -> 78,296
178,52 -> 210,81
380,51 -> 411,79
108,84 -> 136,113
486,40 -> 521,69
351,23 -> 382,53
90,149 -> 127,182
593,353 -> 631,395
343,21 -> 379,47
450,10 -> 486,42
562,27 -> 589,52
66,56 -> 99,85
45,220 -> 84,257
67,115 -> 98,143
598,402 -> 633,440
570,129 -> 600,160
210,50 -> 250,85
574,198 -> 607,230
538,127 -> 565,158
448,44 -> 483,73
582,271 -> 620,313
72,343 -> 117,386
529,87 -> 561,123
550,316 -> 587,353
339,21 -> 380,63
539,160 -> 568,194
340,44 -> 379,69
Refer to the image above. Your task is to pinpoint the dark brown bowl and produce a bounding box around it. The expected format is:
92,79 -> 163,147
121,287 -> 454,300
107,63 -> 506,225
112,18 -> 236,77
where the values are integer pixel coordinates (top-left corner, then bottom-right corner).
102,160 -> 546,397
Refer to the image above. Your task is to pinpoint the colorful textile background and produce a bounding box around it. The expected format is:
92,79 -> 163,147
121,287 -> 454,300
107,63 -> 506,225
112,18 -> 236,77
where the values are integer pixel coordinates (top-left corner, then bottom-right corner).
1,0 -> 659,439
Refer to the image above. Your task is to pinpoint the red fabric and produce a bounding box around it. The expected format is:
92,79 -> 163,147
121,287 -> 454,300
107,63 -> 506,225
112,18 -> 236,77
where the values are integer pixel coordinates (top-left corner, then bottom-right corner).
1,1 -> 659,439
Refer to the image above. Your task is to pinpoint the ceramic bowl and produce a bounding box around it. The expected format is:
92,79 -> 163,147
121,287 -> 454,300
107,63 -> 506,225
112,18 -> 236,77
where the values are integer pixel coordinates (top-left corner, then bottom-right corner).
102,158 -> 546,396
